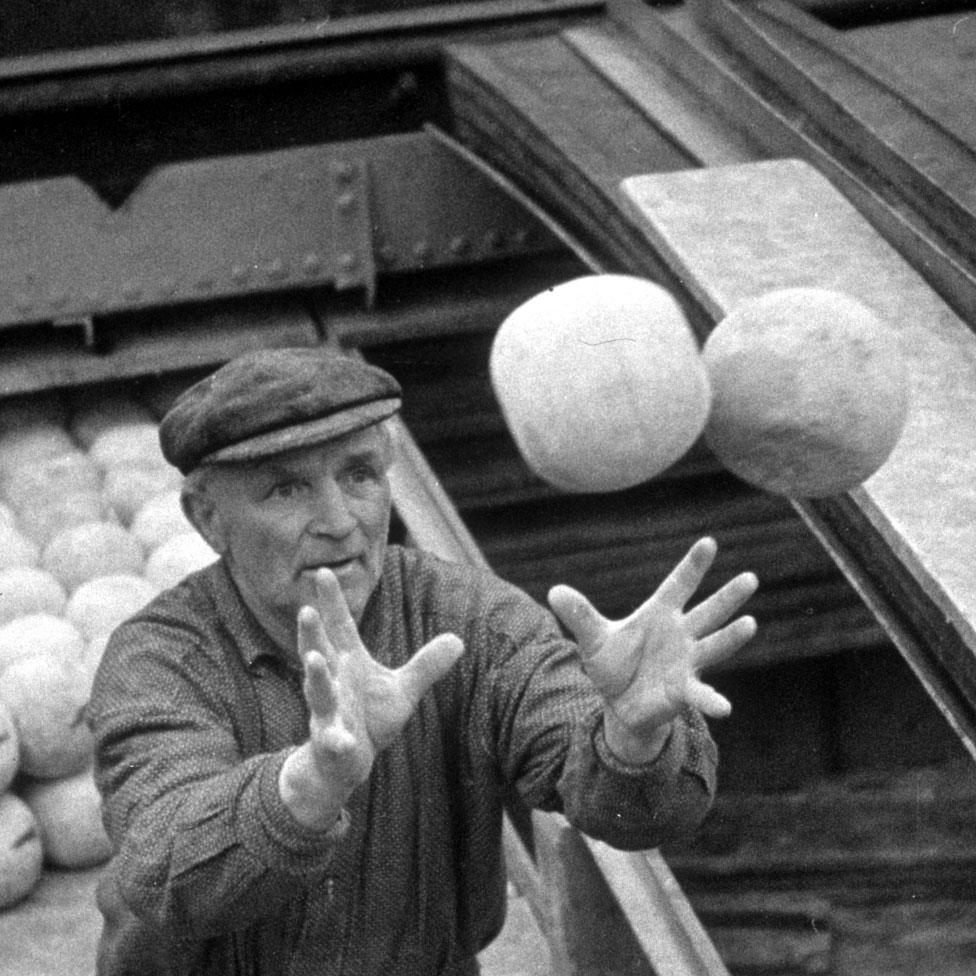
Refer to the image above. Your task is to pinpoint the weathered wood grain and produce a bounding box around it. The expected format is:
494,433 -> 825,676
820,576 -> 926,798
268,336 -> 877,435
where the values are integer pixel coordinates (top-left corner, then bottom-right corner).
622,159 -> 976,756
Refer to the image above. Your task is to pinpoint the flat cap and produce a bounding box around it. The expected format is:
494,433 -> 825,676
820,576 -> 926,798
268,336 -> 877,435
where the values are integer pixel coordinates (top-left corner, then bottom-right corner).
159,345 -> 402,474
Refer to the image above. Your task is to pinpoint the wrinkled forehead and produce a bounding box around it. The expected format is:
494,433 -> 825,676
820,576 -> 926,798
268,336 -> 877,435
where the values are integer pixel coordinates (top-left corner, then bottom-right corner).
217,421 -> 394,484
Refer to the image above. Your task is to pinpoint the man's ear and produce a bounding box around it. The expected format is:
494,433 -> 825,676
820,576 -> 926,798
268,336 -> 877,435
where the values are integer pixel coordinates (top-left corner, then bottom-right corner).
181,481 -> 229,556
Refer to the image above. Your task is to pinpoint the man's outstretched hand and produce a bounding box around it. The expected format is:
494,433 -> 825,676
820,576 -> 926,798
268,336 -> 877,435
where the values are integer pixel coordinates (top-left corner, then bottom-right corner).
280,568 -> 463,829
547,537 -> 757,765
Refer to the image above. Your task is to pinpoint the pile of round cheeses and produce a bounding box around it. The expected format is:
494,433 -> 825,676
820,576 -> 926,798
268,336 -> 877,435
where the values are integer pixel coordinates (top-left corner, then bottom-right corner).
0,388 -> 217,910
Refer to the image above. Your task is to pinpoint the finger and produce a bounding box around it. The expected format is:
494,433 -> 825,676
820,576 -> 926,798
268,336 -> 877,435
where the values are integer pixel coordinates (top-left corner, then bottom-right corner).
303,648 -> 340,720
685,571 -> 759,639
547,585 -> 609,663
298,605 -> 343,678
654,537 -> 719,611
693,615 -> 758,672
313,568 -> 363,653
317,721 -> 357,755
684,677 -> 732,718
398,633 -> 464,703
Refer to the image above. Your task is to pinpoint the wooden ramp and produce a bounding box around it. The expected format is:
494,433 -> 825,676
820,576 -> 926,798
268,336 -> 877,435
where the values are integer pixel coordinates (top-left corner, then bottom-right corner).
0,867 -> 553,976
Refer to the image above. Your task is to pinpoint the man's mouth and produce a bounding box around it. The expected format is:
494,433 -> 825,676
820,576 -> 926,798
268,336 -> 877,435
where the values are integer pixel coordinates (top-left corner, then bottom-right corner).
301,558 -> 359,577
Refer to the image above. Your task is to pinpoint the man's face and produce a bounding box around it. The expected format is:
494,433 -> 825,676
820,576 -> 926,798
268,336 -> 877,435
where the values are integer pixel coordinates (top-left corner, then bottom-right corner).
196,424 -> 394,641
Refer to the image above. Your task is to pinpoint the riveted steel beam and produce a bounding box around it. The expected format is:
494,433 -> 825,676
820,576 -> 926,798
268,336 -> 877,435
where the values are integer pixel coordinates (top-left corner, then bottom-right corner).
0,130 -> 559,329
330,156 -> 378,303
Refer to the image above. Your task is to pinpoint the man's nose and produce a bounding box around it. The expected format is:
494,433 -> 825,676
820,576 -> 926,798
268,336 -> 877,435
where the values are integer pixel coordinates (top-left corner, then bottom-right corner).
307,480 -> 357,537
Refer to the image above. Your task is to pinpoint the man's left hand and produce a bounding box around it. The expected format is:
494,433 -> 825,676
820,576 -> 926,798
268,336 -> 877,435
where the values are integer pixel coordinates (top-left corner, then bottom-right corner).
547,537 -> 757,764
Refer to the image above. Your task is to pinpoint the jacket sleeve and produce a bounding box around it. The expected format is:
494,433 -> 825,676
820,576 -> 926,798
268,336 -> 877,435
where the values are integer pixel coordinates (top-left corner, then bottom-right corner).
88,618 -> 347,940
472,584 -> 718,851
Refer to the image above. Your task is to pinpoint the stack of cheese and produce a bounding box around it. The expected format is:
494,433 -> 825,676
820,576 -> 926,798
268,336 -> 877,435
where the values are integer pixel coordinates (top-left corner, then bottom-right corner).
0,388 -> 216,909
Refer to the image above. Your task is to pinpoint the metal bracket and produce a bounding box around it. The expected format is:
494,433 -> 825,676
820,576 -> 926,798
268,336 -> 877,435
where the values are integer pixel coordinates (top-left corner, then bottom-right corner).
330,157 -> 378,306
51,314 -> 98,350
0,131 -> 559,330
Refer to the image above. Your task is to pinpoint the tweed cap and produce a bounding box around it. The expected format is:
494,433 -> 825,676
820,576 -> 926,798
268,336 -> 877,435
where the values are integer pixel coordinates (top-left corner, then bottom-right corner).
159,345 -> 402,474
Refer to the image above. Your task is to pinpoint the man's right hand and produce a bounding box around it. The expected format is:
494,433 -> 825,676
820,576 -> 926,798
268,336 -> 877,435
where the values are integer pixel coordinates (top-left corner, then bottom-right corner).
279,569 -> 464,830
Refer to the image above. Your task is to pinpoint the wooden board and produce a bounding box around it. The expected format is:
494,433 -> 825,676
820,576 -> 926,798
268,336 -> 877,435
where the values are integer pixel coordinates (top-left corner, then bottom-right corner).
621,158 -> 976,757
842,9 -> 976,150
0,869 -> 100,976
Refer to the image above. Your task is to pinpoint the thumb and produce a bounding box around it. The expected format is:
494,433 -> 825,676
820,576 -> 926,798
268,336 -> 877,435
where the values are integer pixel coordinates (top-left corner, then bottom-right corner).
684,677 -> 733,719
398,633 -> 464,703
548,585 -> 608,661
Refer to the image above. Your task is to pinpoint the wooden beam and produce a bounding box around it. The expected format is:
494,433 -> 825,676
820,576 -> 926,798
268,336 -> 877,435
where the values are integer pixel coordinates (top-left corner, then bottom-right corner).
621,159 -> 976,758
385,407 -> 731,976
581,834 -> 729,976
603,0 -> 976,327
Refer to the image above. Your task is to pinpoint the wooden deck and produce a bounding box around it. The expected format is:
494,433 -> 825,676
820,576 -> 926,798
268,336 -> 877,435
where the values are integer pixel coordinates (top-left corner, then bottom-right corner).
0,870 -> 99,976
0,868 -> 553,976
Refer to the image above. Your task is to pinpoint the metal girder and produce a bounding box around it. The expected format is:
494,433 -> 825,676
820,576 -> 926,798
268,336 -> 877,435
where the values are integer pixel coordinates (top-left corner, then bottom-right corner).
0,0 -> 604,114
0,130 -> 559,329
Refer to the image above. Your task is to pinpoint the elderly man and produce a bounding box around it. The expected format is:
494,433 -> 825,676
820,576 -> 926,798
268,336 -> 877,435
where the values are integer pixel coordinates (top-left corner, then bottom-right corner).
88,344 -> 758,976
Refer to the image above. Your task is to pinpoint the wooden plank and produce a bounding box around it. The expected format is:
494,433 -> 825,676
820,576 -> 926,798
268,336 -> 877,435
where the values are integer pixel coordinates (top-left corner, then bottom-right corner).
620,158 -> 976,757
0,869 -> 100,976
699,0 -> 976,261
533,811 -> 729,976
560,24 -> 762,168
665,759 -> 976,897
386,409 -> 730,976
478,882 -> 553,976
387,413 -> 490,571
828,899 -> 976,976
691,891 -> 833,975
831,12 -> 976,151
603,0 -> 976,326
444,33 -> 703,281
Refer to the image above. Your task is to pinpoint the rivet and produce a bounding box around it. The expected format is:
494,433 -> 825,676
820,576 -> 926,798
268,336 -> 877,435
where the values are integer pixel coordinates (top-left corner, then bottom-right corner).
412,240 -> 431,260
302,253 -> 323,275
448,235 -> 469,256
158,277 -> 178,296
336,192 -> 356,212
377,245 -> 397,268
230,264 -> 250,283
266,259 -> 287,280
484,230 -> 503,250
335,162 -> 356,183
513,227 -> 532,247
121,282 -> 143,301
338,253 -> 358,272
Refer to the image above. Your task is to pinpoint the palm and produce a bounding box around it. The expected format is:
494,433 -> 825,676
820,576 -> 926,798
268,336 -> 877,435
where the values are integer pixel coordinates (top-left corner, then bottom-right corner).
549,538 -> 758,738
582,607 -> 699,732
300,569 -> 463,786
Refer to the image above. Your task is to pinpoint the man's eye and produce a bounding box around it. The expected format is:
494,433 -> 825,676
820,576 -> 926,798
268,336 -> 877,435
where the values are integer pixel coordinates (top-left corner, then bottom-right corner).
344,464 -> 380,490
268,481 -> 303,500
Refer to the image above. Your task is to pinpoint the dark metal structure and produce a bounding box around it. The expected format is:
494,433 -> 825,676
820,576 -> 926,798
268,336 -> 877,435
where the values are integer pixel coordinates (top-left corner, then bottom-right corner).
1,2 -> 975,973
